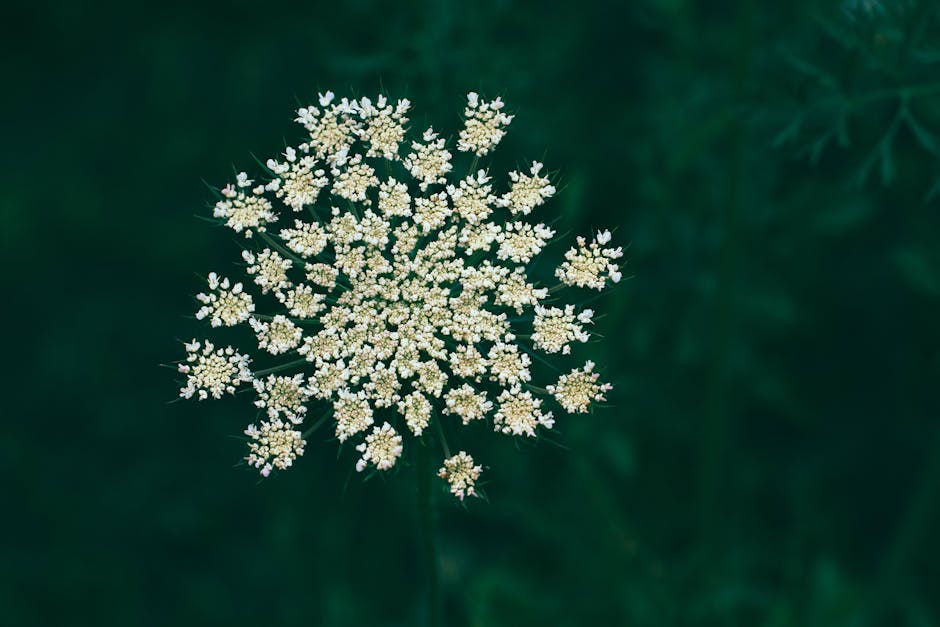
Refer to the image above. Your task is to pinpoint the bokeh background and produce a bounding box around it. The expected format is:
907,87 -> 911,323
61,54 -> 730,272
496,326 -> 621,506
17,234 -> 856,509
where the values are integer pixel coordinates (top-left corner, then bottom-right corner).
4,0 -> 940,625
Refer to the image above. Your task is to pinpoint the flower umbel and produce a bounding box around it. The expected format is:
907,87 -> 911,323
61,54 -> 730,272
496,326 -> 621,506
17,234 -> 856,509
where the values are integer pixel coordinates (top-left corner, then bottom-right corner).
176,91 -> 622,495
178,340 -> 251,400
245,418 -> 305,477
438,452 -> 483,501
547,361 -> 612,414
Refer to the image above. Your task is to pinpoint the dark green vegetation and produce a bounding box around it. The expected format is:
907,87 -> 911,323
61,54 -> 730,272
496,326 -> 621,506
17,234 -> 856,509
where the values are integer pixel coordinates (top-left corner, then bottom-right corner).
4,1 -> 940,625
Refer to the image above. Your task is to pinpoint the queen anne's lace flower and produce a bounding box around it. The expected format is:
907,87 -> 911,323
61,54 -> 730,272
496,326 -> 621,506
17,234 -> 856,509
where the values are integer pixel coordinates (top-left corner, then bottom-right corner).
178,340 -> 252,400
404,128 -> 453,191
266,147 -> 328,211
457,222 -> 501,255
457,92 -> 513,156
399,390 -> 432,436
304,262 -> 339,288
296,91 -> 358,161
443,384 -> 492,424
306,359 -> 347,399
334,389 -> 374,442
243,248 -> 292,293
355,95 -> 410,160
177,91 -> 622,493
556,230 -> 624,289
487,341 -> 532,385
276,284 -> 326,318
250,315 -> 302,355
413,192 -> 450,232
496,268 -> 547,313
355,422 -> 404,471
547,361 -> 612,414
196,273 -> 254,327
531,305 -> 592,355
499,161 -> 556,215
213,177 -> 277,238
494,385 -> 554,437
364,361 -> 402,408
496,221 -> 555,264
449,344 -> 487,380
448,170 -> 496,224
280,220 -> 328,258
438,452 -> 483,501
378,178 -> 412,218
254,374 -> 312,422
245,418 -> 305,477
331,153 -> 378,204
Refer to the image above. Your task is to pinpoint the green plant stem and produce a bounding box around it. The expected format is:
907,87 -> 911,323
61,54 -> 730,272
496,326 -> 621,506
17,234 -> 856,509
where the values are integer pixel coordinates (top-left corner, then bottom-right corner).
415,441 -> 442,627
467,155 -> 479,176
434,418 -> 451,458
252,358 -> 308,376
301,411 -> 332,438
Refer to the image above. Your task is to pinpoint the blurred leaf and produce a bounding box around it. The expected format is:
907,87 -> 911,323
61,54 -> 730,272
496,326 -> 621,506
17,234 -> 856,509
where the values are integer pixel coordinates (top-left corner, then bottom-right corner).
903,110 -> 940,156
786,55 -> 840,90
893,247 -> 940,296
773,116 -> 805,148
880,140 -> 895,184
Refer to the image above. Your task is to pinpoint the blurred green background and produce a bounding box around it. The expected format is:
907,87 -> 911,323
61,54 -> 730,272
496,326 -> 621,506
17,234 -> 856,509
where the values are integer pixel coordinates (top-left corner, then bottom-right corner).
4,0 -> 940,625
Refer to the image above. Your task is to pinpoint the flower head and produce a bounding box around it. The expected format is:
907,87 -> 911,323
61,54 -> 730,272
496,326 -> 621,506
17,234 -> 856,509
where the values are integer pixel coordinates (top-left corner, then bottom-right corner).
195,273 -> 254,327
547,361 -> 612,414
213,178 -> 276,238
458,93 -> 513,156
178,340 -> 251,400
443,384 -> 492,425
177,91 -> 621,496
245,418 -> 305,477
266,147 -> 328,211
494,385 -> 554,437
531,305 -> 591,355
498,161 -> 555,215
355,422 -> 404,472
243,248 -> 292,293
254,374 -> 312,422
438,452 -> 483,501
556,230 -> 624,289
354,95 -> 410,160
404,127 -> 453,191
250,315 -> 302,355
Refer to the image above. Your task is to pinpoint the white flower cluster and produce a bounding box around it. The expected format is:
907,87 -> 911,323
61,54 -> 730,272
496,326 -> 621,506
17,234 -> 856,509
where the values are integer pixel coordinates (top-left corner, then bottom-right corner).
498,161 -> 556,215
177,92 -> 620,497
195,273 -> 254,327
212,174 -> 276,238
254,374 -> 312,422
438,451 -> 483,501
355,422 -> 404,472
457,92 -> 513,156
556,229 -> 624,289
546,361 -> 612,414
245,418 -> 305,477
178,340 -> 252,400
532,305 -> 592,355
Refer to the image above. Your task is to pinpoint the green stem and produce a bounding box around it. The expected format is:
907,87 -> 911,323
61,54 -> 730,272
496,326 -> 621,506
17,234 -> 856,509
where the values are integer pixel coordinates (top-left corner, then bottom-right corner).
258,232 -> 306,267
252,358 -> 308,377
416,441 -> 442,627
302,410 -> 332,439
434,418 -> 451,458
467,155 -> 479,177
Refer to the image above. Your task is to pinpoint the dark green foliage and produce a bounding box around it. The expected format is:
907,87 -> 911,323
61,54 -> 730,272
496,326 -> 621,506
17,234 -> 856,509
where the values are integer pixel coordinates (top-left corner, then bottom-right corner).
3,1 -> 939,625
